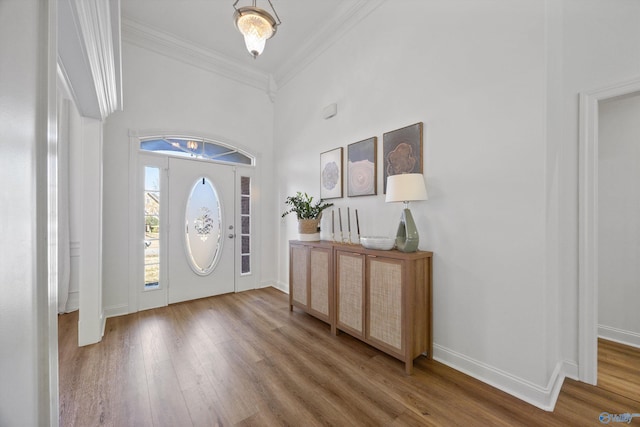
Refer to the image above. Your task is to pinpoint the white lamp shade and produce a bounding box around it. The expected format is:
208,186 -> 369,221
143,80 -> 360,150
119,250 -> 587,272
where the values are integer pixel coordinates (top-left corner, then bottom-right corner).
385,173 -> 428,203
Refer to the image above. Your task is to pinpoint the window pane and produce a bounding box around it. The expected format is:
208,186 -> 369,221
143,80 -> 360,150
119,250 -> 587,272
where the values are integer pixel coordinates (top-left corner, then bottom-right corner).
140,137 -> 255,166
145,264 -> 159,287
145,166 -> 160,191
241,176 -> 250,195
145,192 -> 160,216
241,197 -> 249,215
240,176 -> 251,275
241,255 -> 250,274
185,177 -> 222,275
144,166 -> 161,289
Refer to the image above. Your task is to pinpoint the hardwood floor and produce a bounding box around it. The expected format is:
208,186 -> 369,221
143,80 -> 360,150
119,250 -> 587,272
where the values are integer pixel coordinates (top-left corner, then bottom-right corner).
598,338 -> 640,402
59,288 -> 640,426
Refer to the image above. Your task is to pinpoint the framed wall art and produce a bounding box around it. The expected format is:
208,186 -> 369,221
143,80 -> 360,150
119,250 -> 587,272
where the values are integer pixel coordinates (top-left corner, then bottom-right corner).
347,137 -> 377,197
320,147 -> 343,199
383,122 -> 423,193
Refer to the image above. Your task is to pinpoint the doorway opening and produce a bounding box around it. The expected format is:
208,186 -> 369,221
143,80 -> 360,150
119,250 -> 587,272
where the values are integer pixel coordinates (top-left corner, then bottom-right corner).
578,77 -> 640,385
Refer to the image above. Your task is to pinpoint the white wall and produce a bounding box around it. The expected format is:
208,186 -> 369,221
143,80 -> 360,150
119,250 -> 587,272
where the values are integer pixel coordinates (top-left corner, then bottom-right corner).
598,93 -> 640,347
91,0 -> 640,412
558,0 -> 640,371
275,0 -> 554,408
57,84 -> 86,314
102,42 -> 276,314
0,0 -> 57,425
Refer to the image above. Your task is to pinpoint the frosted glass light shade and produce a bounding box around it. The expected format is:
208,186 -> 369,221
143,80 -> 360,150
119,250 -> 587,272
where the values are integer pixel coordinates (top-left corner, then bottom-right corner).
234,7 -> 277,58
385,173 -> 428,203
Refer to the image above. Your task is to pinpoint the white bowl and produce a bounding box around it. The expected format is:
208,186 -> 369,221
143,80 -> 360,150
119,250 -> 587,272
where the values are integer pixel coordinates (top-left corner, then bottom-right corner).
360,236 -> 395,251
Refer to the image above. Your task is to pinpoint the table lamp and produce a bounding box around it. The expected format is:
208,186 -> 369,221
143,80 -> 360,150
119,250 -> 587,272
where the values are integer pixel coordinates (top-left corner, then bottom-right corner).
385,173 -> 428,252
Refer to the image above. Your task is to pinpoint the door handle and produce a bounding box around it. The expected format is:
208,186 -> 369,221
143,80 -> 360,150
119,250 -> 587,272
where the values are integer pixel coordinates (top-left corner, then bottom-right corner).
228,233 -> 235,239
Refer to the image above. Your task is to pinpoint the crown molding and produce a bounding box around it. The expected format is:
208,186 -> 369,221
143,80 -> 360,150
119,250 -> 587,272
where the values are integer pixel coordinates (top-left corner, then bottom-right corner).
122,17 -> 271,93
58,0 -> 122,119
73,0 -> 123,119
273,0 -> 387,88
121,0 -> 387,96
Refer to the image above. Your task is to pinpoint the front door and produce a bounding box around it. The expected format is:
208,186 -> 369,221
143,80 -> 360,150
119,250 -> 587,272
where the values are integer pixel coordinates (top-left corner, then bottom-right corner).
167,157 -> 235,303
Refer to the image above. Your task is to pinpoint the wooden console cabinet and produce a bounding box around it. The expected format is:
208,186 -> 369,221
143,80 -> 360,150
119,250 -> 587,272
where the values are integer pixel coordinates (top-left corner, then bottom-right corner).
289,240 -> 433,374
289,241 -> 335,333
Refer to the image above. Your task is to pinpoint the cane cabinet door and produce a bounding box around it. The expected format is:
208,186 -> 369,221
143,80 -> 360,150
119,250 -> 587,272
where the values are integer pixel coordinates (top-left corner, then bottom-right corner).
336,250 -> 365,338
289,244 -> 308,309
366,256 -> 404,355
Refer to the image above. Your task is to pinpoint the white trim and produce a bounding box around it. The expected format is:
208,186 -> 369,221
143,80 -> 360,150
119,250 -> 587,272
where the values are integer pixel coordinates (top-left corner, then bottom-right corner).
598,326 -> 640,349
563,360 -> 579,381
272,280 -> 289,294
578,75 -> 640,385
104,304 -> 129,319
122,17 -> 270,93
274,0 -> 387,88
77,116 -> 105,346
128,134 -> 139,314
120,1 -> 388,93
65,292 -> 79,313
73,0 -> 122,118
433,344 -> 565,411
46,0 -> 60,423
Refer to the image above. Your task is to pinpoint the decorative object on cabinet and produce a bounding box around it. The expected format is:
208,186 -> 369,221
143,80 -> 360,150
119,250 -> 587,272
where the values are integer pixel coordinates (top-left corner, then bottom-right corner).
320,147 -> 343,199
383,122 -> 423,193
347,137 -> 377,197
385,173 -> 428,253
331,207 -> 360,244
360,236 -> 395,250
288,240 -> 433,374
282,192 -> 333,241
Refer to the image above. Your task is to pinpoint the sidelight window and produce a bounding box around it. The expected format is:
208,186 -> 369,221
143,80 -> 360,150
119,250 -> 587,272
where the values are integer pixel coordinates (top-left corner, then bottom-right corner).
240,176 -> 251,274
144,166 -> 161,289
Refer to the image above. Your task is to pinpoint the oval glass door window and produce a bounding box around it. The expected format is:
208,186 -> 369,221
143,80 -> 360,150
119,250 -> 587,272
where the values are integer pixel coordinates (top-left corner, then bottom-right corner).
185,177 -> 222,275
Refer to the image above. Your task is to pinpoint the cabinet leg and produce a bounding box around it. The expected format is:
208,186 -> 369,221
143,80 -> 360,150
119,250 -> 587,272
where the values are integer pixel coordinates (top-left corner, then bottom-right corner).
405,359 -> 413,375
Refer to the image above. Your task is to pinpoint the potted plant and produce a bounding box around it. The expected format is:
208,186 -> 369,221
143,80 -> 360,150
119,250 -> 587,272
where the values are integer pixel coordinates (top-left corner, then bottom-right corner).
282,192 -> 333,241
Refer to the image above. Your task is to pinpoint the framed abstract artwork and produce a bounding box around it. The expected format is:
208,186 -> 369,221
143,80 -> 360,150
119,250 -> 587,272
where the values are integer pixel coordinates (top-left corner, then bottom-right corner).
320,147 -> 343,199
347,137 -> 377,197
383,122 -> 423,193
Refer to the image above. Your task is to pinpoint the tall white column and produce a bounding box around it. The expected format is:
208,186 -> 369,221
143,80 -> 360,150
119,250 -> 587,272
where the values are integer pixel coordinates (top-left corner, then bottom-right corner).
0,0 -> 58,425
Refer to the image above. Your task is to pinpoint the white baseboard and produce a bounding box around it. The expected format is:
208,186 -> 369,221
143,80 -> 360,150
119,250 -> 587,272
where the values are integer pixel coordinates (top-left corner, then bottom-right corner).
104,304 -> 129,319
78,310 -> 105,346
433,344 -> 565,411
562,359 -> 579,381
100,312 -> 106,339
258,280 -> 276,289
65,291 -> 79,312
598,325 -> 640,349
271,280 -> 289,294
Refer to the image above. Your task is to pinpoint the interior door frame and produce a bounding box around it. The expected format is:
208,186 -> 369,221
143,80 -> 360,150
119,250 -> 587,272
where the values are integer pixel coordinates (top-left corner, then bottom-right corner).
578,75 -> 640,385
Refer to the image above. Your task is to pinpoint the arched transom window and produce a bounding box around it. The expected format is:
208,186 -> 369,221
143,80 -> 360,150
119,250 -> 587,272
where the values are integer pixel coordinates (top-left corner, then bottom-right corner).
140,136 -> 255,166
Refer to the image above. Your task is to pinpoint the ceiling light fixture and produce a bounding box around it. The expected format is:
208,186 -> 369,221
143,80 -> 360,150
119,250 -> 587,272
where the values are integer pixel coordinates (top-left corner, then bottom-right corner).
233,0 -> 281,59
